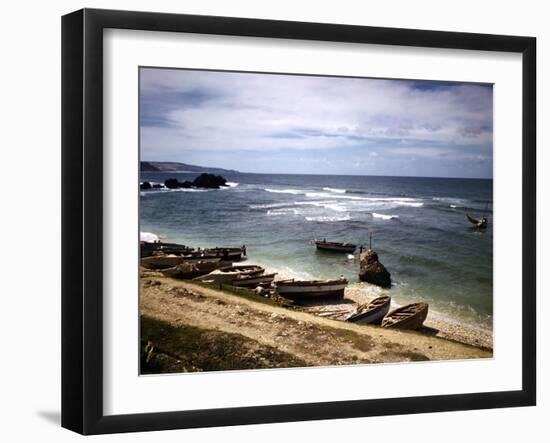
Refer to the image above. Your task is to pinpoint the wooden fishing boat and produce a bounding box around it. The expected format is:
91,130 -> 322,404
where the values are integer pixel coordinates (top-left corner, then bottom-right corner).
142,241 -> 195,256
232,273 -> 277,288
203,246 -> 246,260
159,260 -> 226,280
314,239 -> 356,253
193,269 -> 245,284
466,213 -> 488,229
274,278 -> 348,299
381,302 -> 429,330
193,265 -> 264,284
218,265 -> 264,276
347,296 -> 391,324
141,255 -> 221,270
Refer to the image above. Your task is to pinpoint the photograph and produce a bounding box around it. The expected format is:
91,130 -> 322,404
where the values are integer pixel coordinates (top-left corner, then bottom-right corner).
138,67 -> 494,375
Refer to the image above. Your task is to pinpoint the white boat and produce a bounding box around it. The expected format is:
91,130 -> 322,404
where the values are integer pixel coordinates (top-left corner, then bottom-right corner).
232,273 -> 277,288
274,278 -> 348,299
346,296 -> 391,324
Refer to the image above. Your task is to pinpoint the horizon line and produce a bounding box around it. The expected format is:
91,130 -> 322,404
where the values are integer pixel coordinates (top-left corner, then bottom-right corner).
141,164 -> 492,180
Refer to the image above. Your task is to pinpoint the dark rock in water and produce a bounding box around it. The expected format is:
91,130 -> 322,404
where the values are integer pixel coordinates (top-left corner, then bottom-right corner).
192,173 -> 227,189
152,183 -> 164,189
163,174 -> 228,189
164,178 -> 180,189
359,249 -> 391,288
140,181 -> 152,190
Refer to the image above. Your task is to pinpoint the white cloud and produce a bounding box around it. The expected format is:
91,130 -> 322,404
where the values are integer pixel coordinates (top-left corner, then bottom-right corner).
140,68 -> 493,176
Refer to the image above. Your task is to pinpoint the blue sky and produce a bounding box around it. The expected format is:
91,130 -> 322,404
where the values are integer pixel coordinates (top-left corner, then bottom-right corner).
140,68 -> 493,178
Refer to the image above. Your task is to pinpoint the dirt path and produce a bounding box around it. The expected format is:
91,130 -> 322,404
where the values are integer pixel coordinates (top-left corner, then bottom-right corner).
140,277 -> 492,368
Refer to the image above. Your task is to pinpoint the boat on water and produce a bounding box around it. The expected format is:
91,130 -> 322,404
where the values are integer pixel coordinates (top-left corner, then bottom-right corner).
381,302 -> 429,330
347,296 -> 391,324
314,239 -> 357,253
274,278 -> 348,299
466,213 -> 488,229
232,273 -> 277,288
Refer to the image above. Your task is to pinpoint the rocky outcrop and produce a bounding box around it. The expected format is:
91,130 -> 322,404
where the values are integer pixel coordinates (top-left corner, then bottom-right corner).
359,249 -> 391,288
162,174 -> 227,190
140,181 -> 152,190
192,173 -> 227,189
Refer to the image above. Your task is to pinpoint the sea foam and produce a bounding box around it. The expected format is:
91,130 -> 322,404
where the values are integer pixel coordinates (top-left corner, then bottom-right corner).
372,213 -> 399,220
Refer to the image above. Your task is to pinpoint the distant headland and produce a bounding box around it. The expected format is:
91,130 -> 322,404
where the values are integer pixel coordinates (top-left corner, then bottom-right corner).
141,161 -> 239,174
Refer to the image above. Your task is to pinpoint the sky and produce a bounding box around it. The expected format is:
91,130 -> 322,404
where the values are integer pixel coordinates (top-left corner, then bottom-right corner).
140,68 -> 493,178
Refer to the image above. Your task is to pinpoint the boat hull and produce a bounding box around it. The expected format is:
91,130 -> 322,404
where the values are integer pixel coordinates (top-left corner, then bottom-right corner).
275,280 -> 347,299
232,274 -> 276,288
316,244 -> 356,253
314,241 -> 356,253
141,256 -> 221,270
160,261 -> 227,280
382,302 -> 429,330
348,296 -> 391,324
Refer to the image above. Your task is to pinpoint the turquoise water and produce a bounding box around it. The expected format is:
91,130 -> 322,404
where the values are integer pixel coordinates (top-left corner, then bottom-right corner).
140,173 -> 493,330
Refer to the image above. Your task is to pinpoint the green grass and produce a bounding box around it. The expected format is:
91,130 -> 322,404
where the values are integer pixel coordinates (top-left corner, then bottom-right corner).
140,315 -> 308,374
190,280 -> 286,307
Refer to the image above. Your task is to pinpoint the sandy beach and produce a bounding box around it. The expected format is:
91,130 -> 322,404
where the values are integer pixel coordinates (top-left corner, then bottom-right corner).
248,260 -> 494,350
140,273 -> 492,373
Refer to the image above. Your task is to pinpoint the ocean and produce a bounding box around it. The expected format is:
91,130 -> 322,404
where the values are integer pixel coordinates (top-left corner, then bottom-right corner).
140,172 -> 493,331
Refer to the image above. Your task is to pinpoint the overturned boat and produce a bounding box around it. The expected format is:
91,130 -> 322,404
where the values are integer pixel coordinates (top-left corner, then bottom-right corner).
314,239 -> 357,253
274,278 -> 348,299
347,296 -> 391,324
381,302 -> 429,330
466,213 -> 488,229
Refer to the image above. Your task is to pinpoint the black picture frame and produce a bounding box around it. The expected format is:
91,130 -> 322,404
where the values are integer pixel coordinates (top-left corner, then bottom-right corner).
62,8 -> 536,435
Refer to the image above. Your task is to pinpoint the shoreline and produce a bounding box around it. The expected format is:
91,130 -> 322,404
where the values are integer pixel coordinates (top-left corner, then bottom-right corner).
139,233 -> 493,351
242,259 -> 493,350
140,274 -> 492,373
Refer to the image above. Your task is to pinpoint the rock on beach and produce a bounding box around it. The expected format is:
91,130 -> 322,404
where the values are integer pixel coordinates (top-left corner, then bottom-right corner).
359,249 -> 391,288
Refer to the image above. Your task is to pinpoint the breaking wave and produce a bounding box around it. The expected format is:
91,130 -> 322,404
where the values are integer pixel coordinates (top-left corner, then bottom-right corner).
322,187 -> 346,194
264,188 -> 303,195
372,213 -> 399,220
305,214 -> 351,222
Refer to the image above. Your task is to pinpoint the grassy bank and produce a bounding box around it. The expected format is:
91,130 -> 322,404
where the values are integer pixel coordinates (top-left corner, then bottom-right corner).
140,315 -> 308,374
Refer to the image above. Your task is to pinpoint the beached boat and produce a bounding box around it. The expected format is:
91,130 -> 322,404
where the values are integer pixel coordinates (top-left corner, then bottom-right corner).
218,265 -> 264,276
203,246 -> 247,260
193,265 -> 262,283
232,273 -> 277,288
381,302 -> 429,330
274,278 -> 348,299
159,260 -> 226,279
140,241 -> 195,258
141,255 -> 221,270
347,296 -> 391,324
466,213 -> 488,229
314,239 -> 357,253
